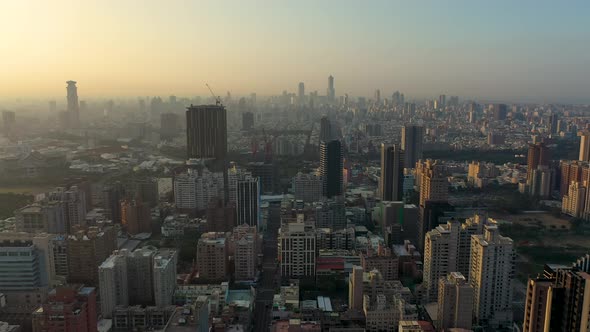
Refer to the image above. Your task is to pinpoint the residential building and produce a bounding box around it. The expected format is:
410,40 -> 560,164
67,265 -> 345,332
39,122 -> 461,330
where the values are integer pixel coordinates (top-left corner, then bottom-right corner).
67,226 -> 117,287
197,232 -> 228,281
436,272 -> 473,330
32,285 -> 97,332
174,166 -> 224,212
121,199 -> 152,235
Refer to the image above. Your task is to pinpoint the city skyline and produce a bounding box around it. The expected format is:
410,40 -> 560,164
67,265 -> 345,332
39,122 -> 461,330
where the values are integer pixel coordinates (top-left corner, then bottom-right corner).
1,1 -> 589,103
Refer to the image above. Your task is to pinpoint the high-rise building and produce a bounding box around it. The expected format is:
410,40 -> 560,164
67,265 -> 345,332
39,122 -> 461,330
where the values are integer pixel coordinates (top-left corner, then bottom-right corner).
48,186 -> 87,233
379,144 -> 404,201
418,160 -> 448,207
32,285 -> 97,332
292,172 -> 323,203
438,95 -> 446,109
206,198 -> 236,233
66,80 -> 79,127
327,75 -> 335,102
402,125 -> 424,169
298,82 -> 305,104
67,226 -> 117,287
314,196 -> 346,230
522,277 -> 554,332
549,113 -> 559,135
1,111 -> 15,133
186,104 -> 227,161
423,216 -> 485,303
15,202 -> 66,234
196,232 -> 228,281
278,217 -> 316,278
153,250 -> 177,308
232,225 -> 258,281
102,182 -> 125,224
559,160 -> 590,198
562,181 -> 586,218
236,174 -> 260,228
361,246 -> 399,281
160,113 -> 179,141
469,225 -> 514,329
492,103 -> 507,121
127,247 -> 155,305
98,251 -> 128,318
174,166 -> 224,212
0,238 -> 50,290
242,111 -> 254,131
320,116 -> 332,142
349,265 -> 365,311
121,199 -> 152,235
436,272 -> 473,331
377,201 -> 419,246
526,142 -> 550,184
320,140 -> 343,198
579,130 -> 590,162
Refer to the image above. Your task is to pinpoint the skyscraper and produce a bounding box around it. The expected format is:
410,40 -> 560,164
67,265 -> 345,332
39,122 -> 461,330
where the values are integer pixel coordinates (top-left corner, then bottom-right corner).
327,75 -> 335,102
320,140 -> 343,198
402,125 -> 424,169
379,144 -> 404,201
469,225 -> 515,329
278,218 -> 316,278
66,80 -> 79,127
298,82 -> 305,104
319,116 -> 332,142
236,174 -> 260,228
186,104 -> 227,161
578,130 -> 590,162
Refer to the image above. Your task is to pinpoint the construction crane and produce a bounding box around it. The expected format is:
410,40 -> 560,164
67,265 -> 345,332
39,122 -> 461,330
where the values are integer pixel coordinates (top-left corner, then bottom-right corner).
205,83 -> 222,106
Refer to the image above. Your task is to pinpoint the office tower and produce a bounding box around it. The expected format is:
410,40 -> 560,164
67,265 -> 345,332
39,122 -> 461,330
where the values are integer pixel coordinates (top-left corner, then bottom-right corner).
242,111 -> 254,131
236,174 -> 260,228
380,144 -> 404,201
160,113 -> 179,141
186,104 -> 227,161
402,125 -> 424,169
66,80 -> 79,127
278,217 -> 316,278
102,182 -> 125,224
233,225 -> 258,281
423,217 -> 485,303
320,116 -> 332,142
98,251 -> 128,318
32,285 -> 97,332
314,196 -> 346,230
378,201 -> 419,246
320,140 -> 343,198
67,226 -> 117,287
120,199 -> 152,235
153,250 -> 177,307
1,111 -> 15,133
487,131 -> 505,146
298,82 -> 305,103
492,103 -> 507,121
526,142 -> 550,184
292,172 -> 323,203
436,272 -> 473,330
196,232 -> 228,281
374,89 -> 381,104
469,225 -> 515,328
549,113 -> 559,134
579,130 -> 590,162
174,166 -> 224,212
0,238 -> 50,290
438,95 -> 446,109
327,75 -> 335,102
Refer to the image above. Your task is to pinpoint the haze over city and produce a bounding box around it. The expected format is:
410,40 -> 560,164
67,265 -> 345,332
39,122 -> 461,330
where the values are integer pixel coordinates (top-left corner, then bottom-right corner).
1,0 -> 590,102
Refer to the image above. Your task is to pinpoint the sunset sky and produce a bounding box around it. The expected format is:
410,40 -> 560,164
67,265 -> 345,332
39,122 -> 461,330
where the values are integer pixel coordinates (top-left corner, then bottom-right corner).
1,0 -> 589,102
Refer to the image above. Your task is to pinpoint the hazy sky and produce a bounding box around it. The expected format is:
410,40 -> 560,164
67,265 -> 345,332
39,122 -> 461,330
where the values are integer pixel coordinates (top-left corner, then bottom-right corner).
1,0 -> 589,102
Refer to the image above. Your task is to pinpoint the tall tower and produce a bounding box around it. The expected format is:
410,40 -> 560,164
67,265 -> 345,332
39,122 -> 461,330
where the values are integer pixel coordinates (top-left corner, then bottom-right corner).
320,140 -> 343,198
437,272 -> 474,330
66,80 -> 79,127
327,75 -> 335,102
186,104 -> 228,161
526,142 -> 549,184
319,116 -> 332,142
402,125 -> 424,169
298,82 -> 305,104
469,225 -> 515,329
379,144 -> 404,201
578,130 -> 590,162
237,174 -> 261,229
